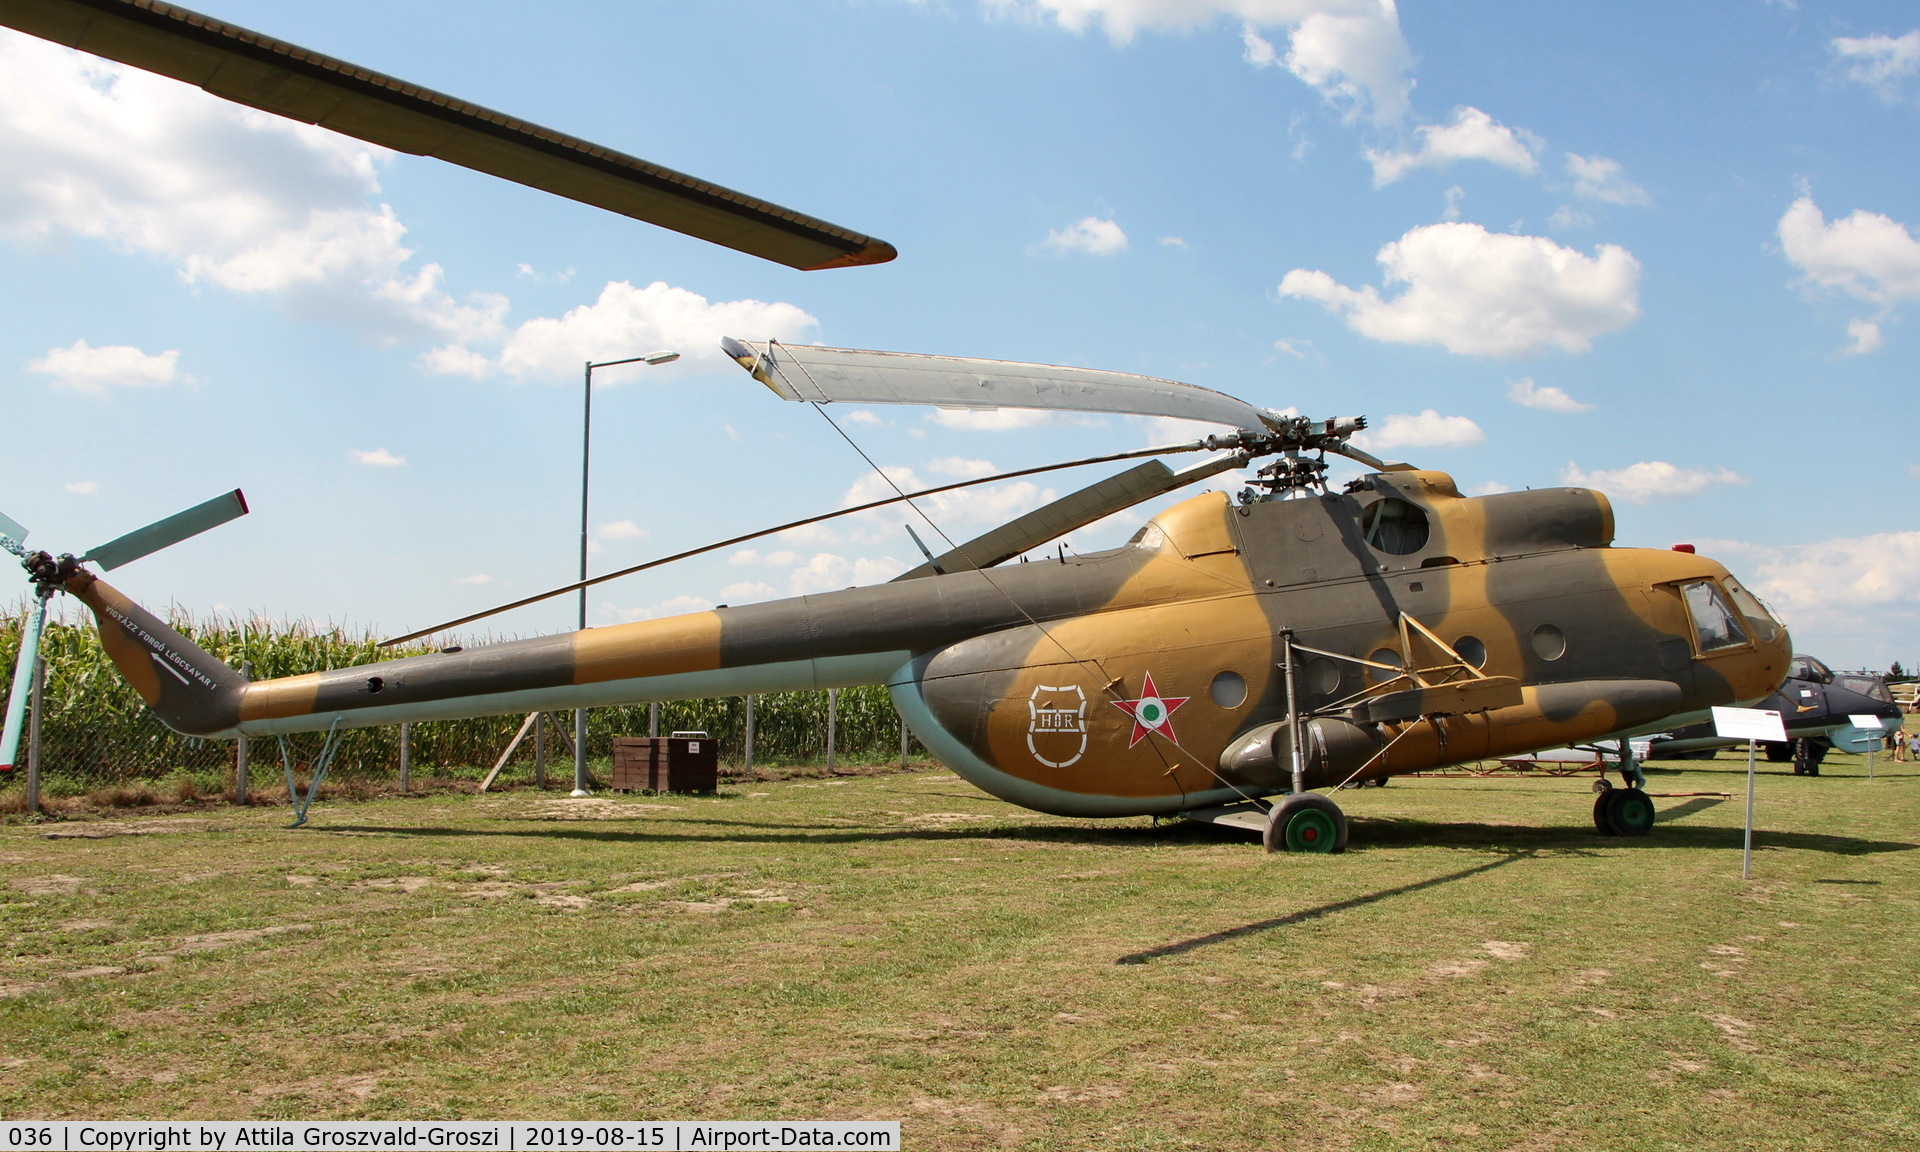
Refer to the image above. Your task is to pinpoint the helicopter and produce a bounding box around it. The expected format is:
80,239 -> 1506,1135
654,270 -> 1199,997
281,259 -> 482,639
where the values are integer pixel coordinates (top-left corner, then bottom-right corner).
0,0 -> 1794,850
1649,654 -> 1901,774
5,340 -> 1795,852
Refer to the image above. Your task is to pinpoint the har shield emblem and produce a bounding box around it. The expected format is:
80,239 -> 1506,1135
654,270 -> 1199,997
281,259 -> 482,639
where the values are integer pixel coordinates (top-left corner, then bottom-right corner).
1027,684 -> 1089,768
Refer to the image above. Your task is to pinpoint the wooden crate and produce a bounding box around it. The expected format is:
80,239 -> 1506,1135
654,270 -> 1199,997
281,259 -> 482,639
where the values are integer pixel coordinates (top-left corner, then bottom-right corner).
611,736 -> 718,793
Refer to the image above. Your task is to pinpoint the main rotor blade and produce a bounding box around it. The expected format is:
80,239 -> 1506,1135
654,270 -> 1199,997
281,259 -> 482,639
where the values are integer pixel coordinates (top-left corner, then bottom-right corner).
892,453 -> 1247,581
0,0 -> 895,271
721,339 -> 1272,429
380,441 -> 1215,647
81,488 -> 248,571
0,509 -> 26,547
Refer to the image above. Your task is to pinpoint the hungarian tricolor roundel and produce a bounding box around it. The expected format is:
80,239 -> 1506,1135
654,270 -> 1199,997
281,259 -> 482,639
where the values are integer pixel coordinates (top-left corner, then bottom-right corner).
1111,671 -> 1191,747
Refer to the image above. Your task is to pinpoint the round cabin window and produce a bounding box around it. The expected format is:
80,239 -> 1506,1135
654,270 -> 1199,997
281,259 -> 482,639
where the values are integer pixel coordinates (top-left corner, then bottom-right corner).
1368,648 -> 1404,684
1210,670 -> 1248,708
1531,623 -> 1567,661
1306,658 -> 1341,696
1453,636 -> 1487,669
1362,498 -> 1430,556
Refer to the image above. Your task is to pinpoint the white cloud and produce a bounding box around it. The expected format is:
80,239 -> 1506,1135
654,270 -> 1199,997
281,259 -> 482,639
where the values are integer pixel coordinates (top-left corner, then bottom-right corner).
845,409 -> 885,425
65,481 -> 98,495
1041,216 -> 1130,256
1560,460 -> 1746,504
1507,376 -> 1594,413
0,36 -> 505,344
927,456 -> 999,478
1272,338 -> 1309,358
1280,222 -> 1641,357
1778,196 -> 1920,304
1564,153 -> 1650,206
1779,195 -> 1920,355
1720,529 -> 1920,642
991,2 -> 1412,123
729,549 -> 801,567
1353,410 -> 1485,451
28,339 -> 181,392
1365,107 -> 1539,186
1831,31 -> 1920,101
595,520 -> 646,541
455,574 -> 494,585
430,280 -> 816,382
1843,318 -> 1885,356
785,552 -> 907,595
1160,235 -> 1191,248
718,581 -> 780,604
1548,205 -> 1595,232
1467,480 -> 1509,496
350,447 -> 407,467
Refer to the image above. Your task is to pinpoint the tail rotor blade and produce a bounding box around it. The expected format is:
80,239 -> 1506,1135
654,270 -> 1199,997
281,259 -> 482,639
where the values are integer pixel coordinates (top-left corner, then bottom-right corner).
81,489 -> 249,571
0,509 -> 27,549
0,596 -> 49,771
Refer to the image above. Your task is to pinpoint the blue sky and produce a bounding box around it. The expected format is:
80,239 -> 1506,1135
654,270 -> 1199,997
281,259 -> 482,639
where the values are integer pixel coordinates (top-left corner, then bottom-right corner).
2,0 -> 1917,668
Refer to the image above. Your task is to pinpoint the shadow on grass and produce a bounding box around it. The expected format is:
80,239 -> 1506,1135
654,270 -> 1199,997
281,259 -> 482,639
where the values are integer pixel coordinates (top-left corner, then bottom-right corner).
1115,850 -> 1538,965
304,812 -> 1918,857
1349,814 -> 1916,856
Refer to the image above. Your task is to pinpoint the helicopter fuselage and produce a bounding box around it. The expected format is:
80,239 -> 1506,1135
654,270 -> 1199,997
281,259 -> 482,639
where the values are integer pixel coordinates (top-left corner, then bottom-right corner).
65,469 -> 1791,817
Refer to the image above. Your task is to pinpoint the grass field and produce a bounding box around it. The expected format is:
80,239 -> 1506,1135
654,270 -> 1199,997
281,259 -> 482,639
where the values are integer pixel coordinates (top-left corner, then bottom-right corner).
2,742 -> 1917,1150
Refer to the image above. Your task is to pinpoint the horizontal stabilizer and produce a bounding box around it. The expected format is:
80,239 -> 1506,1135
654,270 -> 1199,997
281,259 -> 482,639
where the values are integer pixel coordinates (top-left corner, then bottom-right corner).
722,339 -> 1271,430
0,509 -> 26,546
893,455 -> 1245,581
82,488 -> 248,571
0,0 -> 894,271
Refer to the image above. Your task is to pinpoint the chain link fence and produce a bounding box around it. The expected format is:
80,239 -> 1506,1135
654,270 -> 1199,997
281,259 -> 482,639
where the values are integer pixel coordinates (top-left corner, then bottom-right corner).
0,611 -> 922,813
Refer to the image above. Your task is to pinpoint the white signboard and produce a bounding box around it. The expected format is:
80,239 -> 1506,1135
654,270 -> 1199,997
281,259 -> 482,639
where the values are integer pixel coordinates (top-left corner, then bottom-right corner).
1712,706 -> 1787,743
1848,714 -> 1886,731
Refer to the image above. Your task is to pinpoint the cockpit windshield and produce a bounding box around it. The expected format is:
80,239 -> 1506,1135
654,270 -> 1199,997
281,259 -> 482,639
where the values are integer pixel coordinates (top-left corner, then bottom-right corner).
1681,580 -> 1749,653
1787,655 -> 1834,684
1722,576 -> 1782,644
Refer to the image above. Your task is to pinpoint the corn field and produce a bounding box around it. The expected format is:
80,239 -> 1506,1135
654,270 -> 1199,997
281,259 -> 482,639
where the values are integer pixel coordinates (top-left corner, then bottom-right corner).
0,607 -> 917,803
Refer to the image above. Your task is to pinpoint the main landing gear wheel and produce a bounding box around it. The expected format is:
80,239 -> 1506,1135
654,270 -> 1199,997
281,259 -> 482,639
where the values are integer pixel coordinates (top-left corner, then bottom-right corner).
1593,787 -> 1655,836
1264,793 -> 1349,854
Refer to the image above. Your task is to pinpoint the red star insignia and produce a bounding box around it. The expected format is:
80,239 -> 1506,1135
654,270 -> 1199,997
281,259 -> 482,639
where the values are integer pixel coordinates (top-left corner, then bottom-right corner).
1111,671 -> 1191,747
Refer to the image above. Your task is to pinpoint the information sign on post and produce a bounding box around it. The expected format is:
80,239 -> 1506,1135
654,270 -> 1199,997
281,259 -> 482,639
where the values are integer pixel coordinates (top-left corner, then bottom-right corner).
1849,714 -> 1886,779
1713,707 -> 1786,880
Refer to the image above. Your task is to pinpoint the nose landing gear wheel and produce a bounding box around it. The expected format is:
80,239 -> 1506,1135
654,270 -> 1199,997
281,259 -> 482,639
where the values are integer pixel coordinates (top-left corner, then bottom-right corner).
1264,792 -> 1349,853
1594,787 -> 1655,836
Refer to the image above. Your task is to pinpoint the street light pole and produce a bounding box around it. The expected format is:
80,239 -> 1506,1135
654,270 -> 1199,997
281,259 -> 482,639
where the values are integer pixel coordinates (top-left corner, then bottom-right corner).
573,350 -> 680,798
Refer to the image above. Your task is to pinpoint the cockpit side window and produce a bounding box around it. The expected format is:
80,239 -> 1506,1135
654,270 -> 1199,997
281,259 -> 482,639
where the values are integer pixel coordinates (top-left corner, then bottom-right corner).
1362,498 -> 1430,556
1680,580 -> 1749,653
1722,577 -> 1782,643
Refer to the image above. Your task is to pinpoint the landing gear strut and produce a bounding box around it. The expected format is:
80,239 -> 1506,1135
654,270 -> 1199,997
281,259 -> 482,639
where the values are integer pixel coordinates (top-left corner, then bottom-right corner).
1264,792 -> 1349,853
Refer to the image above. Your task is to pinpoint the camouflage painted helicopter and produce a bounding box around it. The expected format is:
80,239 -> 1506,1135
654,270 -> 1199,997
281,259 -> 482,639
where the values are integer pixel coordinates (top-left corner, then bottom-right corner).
8,341 -> 1794,852
0,0 -> 1795,850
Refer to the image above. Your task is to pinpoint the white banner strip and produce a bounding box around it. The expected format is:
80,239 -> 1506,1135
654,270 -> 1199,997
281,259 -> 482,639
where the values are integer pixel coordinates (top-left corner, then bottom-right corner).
0,1122 -> 901,1152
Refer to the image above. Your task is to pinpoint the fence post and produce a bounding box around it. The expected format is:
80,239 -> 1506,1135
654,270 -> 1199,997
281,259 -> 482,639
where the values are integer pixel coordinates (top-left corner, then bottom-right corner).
743,695 -> 755,775
900,714 -> 909,770
827,687 -> 837,772
534,712 -> 546,789
25,646 -> 44,816
398,721 -> 411,794
648,702 -> 659,738
235,660 -> 252,805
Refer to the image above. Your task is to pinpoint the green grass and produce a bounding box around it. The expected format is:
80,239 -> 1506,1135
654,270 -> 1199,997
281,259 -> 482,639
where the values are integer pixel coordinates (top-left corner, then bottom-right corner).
2,744 -> 1917,1150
